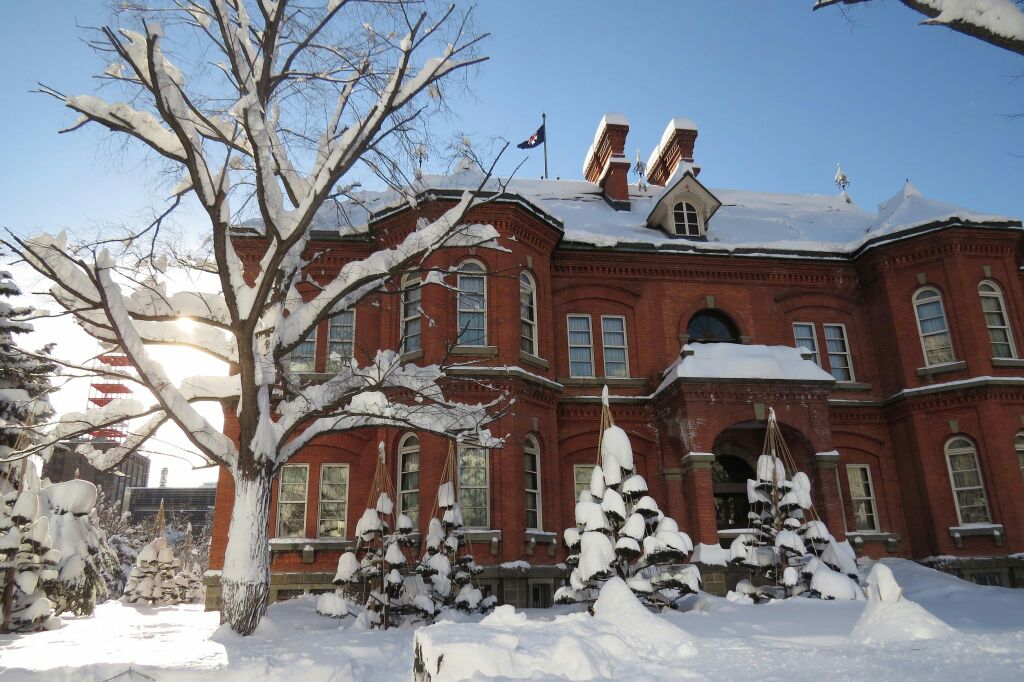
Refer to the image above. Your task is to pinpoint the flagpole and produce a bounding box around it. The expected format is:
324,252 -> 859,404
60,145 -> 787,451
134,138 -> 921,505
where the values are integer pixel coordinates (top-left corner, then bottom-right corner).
542,112 -> 548,180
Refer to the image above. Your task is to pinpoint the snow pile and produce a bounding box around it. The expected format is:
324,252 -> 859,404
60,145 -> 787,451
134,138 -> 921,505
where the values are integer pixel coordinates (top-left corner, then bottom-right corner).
415,577 -> 695,681
850,563 -> 955,645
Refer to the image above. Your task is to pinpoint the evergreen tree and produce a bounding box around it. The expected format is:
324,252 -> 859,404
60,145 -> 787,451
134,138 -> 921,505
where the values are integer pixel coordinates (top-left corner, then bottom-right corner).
412,443 -> 488,614
557,388 -> 699,609
38,478 -> 121,616
0,267 -> 55,496
728,408 -> 861,601
122,515 -> 182,605
0,466 -> 61,632
94,489 -> 147,595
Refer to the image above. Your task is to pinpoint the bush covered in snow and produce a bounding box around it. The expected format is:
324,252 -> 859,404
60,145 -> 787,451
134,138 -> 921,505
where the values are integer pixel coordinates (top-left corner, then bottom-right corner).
728,408 -> 861,602
38,479 -> 121,616
557,388 -> 699,610
0,467 -> 61,632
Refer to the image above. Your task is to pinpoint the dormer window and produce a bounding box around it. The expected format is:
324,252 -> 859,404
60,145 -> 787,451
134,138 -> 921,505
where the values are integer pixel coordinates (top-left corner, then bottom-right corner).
673,201 -> 701,236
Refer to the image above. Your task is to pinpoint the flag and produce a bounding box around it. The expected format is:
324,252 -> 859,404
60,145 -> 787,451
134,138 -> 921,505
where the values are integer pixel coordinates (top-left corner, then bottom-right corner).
517,124 -> 545,150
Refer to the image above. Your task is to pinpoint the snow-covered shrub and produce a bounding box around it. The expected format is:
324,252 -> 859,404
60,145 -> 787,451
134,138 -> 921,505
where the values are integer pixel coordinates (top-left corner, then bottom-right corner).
850,562 -> 954,645
122,536 -> 182,606
38,479 -> 121,616
557,388 -> 699,610
728,408 -> 862,601
412,480 -> 492,615
0,467 -> 61,632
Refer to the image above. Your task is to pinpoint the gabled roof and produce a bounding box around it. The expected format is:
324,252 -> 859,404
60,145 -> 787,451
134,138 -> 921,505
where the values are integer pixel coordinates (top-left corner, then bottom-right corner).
240,165 -> 1021,256
644,165 -> 722,227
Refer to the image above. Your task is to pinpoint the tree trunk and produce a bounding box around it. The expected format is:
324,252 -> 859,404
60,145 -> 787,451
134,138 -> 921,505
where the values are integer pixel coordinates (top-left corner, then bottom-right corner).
220,472 -> 271,636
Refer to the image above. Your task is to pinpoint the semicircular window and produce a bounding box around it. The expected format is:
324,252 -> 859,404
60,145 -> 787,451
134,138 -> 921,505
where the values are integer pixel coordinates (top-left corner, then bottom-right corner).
687,310 -> 740,344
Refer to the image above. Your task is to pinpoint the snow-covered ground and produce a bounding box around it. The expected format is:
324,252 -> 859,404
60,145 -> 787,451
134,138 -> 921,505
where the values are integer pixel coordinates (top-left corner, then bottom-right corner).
2,559 -> 1023,681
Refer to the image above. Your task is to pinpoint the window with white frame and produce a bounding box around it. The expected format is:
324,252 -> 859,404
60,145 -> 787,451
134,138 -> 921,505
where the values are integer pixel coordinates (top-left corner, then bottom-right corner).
573,464 -> 596,499
914,287 -> 954,366
525,436 -> 542,530
318,464 -> 349,537
398,434 -> 420,524
567,315 -> 594,377
601,315 -> 629,378
1015,432 -> 1024,479
979,281 -> 1016,359
400,274 -> 422,355
277,464 -> 308,537
458,444 -> 489,528
672,201 -> 701,237
326,309 -> 356,373
457,261 -> 487,346
284,331 -> 317,374
945,437 -> 991,525
846,464 -> 879,532
792,322 -> 820,366
520,271 -> 538,356
823,323 -> 855,382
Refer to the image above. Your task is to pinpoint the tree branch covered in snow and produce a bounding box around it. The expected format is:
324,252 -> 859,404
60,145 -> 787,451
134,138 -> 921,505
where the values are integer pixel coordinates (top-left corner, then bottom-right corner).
6,0 -> 502,635
814,0 -> 1024,56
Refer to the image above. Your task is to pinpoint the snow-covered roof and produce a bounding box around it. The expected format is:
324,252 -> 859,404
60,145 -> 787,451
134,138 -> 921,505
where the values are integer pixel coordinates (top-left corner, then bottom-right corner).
656,343 -> 835,394
253,168 -> 1019,257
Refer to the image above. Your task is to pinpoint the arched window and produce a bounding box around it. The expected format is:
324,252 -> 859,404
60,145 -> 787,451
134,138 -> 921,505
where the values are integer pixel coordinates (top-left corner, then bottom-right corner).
711,444 -> 755,530
524,436 -> 542,530
913,287 -> 954,366
520,271 -> 538,356
944,437 -> 991,525
457,261 -> 487,346
1015,432 -> 1024,479
400,274 -> 422,355
397,434 -> 420,524
687,310 -> 740,344
673,201 -> 701,237
979,281 -> 1015,359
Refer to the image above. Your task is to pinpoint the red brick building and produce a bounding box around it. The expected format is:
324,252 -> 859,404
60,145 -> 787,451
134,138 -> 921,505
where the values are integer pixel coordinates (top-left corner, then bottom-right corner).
206,115 -> 1024,607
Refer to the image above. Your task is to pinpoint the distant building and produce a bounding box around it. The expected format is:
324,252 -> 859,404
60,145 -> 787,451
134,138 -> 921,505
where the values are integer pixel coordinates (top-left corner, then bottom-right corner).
125,485 -> 217,530
42,446 -> 149,511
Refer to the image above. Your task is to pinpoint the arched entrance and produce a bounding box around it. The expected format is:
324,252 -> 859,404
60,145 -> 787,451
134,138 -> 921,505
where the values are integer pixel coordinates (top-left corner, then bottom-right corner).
710,420 -> 816,533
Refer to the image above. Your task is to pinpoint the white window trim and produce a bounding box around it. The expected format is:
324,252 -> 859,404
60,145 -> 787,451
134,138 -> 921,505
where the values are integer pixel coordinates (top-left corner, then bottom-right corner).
672,201 -> 703,237
823,322 -> 856,383
573,463 -> 596,499
400,274 -> 422,355
520,271 -> 538,356
277,463 -> 309,538
326,309 -> 356,372
913,287 -> 955,367
1015,432 -> 1024,478
979,280 -> 1017,359
397,434 -> 420,521
600,315 -> 630,378
525,436 -> 542,531
567,314 -> 595,378
458,444 -> 490,529
944,437 -> 992,526
317,463 -> 350,538
846,464 -> 879,532
792,321 -> 820,366
457,260 -> 488,347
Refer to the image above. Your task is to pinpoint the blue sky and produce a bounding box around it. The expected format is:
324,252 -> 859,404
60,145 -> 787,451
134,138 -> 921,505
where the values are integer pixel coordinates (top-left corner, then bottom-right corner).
1,1 -> 1022,236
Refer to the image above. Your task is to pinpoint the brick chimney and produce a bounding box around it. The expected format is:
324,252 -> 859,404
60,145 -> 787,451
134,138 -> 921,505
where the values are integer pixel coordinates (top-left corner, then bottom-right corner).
582,114 -> 631,208
646,118 -> 699,186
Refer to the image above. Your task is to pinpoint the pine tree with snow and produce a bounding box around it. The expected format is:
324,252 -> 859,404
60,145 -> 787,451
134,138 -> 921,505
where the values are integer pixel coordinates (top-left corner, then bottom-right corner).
0,267 -> 56,496
38,478 -> 121,616
121,520 -> 182,606
166,522 -> 203,604
93,489 -> 147,595
0,466 -> 61,632
330,444 -> 421,629
728,408 -> 861,601
556,388 -> 699,610
412,442 -> 490,615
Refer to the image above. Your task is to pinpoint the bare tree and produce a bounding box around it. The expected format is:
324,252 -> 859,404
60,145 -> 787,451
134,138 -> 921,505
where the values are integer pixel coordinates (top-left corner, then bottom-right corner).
814,0 -> 1024,56
4,0 -> 507,635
